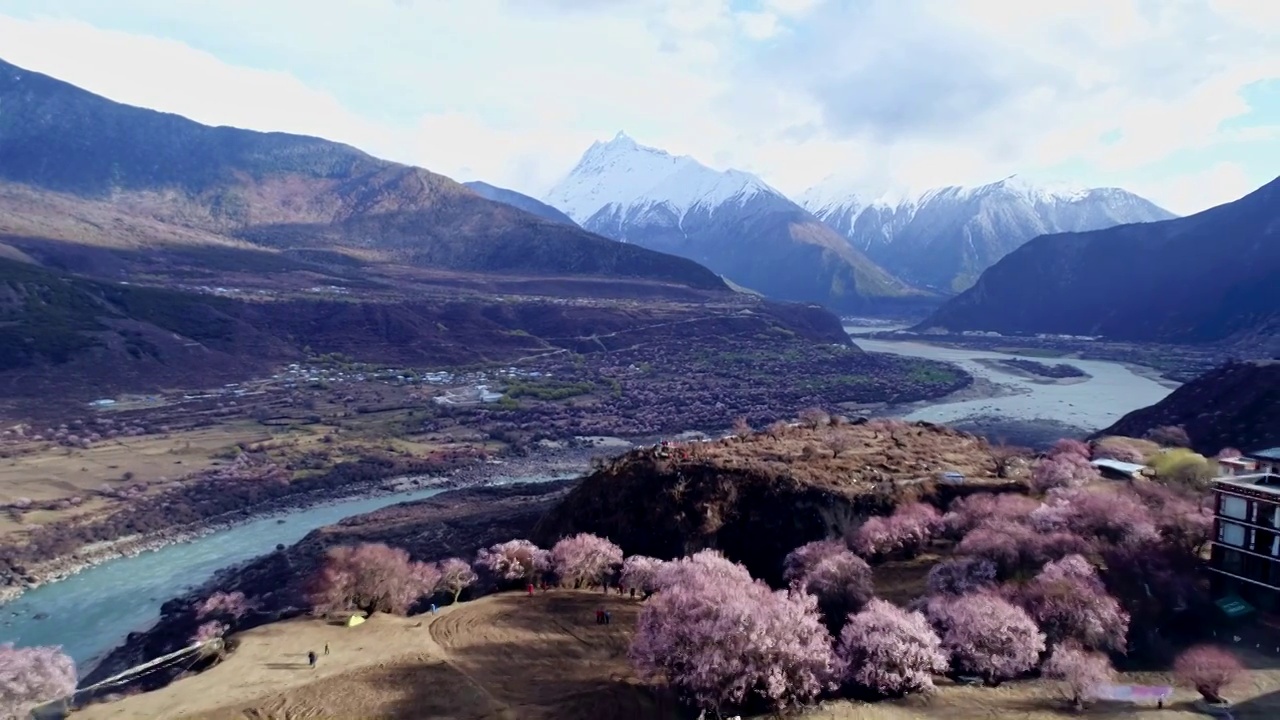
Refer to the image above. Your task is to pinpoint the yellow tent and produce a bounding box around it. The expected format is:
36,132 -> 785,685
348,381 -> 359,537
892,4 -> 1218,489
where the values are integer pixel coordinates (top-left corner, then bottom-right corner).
345,614 -> 366,627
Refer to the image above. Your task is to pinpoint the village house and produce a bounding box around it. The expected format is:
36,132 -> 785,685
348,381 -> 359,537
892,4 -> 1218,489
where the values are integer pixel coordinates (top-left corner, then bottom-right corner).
1207,449 -> 1280,617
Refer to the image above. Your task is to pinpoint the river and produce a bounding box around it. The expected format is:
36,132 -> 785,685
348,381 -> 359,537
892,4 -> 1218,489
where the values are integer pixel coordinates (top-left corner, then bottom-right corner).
0,334 -> 1175,671
0,474 -> 572,671
846,325 -> 1176,440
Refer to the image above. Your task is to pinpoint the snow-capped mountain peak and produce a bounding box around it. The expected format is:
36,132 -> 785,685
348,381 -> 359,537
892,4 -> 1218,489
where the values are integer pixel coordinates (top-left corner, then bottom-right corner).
799,173 -> 1177,292
546,132 -> 776,224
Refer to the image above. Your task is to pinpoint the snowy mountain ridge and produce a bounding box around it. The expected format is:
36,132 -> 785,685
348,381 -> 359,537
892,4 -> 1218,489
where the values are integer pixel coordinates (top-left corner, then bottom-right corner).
545,131 -> 777,225
543,132 -> 931,313
799,173 -> 1176,291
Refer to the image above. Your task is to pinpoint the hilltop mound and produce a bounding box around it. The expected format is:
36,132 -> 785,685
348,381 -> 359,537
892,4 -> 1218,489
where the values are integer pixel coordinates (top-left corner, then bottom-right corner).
1096,360 -> 1280,455
532,419 -> 1023,584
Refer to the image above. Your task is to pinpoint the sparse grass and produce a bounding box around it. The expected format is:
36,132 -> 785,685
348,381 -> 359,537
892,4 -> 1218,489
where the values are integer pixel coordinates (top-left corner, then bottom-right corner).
671,419 -> 1015,491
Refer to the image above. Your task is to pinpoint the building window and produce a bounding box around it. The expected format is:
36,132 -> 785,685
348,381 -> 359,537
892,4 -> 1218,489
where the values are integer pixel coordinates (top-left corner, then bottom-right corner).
1221,495 -> 1248,520
1220,522 -> 1247,547
1221,548 -> 1244,574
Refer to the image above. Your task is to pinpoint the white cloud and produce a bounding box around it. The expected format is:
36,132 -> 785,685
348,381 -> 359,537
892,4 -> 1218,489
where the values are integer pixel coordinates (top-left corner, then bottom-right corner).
1130,161 -> 1255,215
0,0 -> 1276,212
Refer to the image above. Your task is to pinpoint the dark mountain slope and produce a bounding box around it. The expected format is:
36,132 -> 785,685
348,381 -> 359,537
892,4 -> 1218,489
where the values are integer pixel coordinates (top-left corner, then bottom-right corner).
463,181 -> 577,226
1095,361 -> 1280,456
916,177 -> 1280,345
0,58 -> 725,292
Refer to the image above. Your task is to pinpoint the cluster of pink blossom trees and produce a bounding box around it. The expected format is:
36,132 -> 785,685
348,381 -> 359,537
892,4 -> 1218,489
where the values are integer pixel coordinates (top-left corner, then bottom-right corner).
0,642 -> 77,718
307,543 -> 474,615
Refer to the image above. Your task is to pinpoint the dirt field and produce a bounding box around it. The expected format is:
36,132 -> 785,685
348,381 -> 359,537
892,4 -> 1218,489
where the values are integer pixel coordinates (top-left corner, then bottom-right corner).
70,590 -> 1280,720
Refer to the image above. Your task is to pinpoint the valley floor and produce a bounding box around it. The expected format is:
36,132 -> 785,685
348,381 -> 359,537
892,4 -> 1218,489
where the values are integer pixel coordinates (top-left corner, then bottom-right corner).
73,589 -> 1280,720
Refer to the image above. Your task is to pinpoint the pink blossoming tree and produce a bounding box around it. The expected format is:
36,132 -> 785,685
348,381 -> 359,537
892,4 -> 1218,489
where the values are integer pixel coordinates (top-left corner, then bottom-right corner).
437,558 -> 478,603
654,549 -> 753,591
630,555 -> 837,715
836,599 -> 947,697
191,620 -> 228,645
620,555 -> 665,598
783,539 -> 873,627
1030,453 -> 1098,493
1014,555 -> 1129,652
851,502 -> 942,559
0,643 -> 77,718
474,539 -> 551,585
550,533 -> 624,589
942,493 -> 1040,538
1173,645 -> 1246,704
925,557 -> 998,596
1041,642 -> 1114,710
930,592 -> 1045,685
307,543 -> 440,615
195,591 -> 252,623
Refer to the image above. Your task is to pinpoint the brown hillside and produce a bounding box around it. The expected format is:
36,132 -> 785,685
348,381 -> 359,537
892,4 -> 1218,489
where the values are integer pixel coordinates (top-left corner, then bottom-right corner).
0,58 -> 726,291
532,419 -> 1025,585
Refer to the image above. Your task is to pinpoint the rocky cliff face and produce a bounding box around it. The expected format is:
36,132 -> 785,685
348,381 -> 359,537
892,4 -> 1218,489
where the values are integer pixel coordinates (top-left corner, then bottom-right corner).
1096,360 -> 1280,456
531,420 -> 1023,585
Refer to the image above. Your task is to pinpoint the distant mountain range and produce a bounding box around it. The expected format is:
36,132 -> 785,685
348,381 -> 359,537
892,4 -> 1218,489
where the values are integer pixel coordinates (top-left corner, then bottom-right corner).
800,175 -> 1176,292
462,181 -> 577,226
0,58 -> 724,292
544,132 -> 929,314
916,175 -> 1280,349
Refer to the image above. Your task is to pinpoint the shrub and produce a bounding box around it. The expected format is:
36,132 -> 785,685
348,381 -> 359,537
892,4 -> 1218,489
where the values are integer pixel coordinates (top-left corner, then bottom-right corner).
1014,557 -> 1129,652
0,643 -> 77,718
837,599 -> 947,697
783,539 -> 874,627
1148,448 -> 1216,490
438,557 -> 478,603
307,543 -> 439,615
550,533 -> 623,588
620,555 -> 665,597
1216,447 -> 1243,459
930,592 -> 1045,685
474,539 -> 551,584
1042,642 -> 1114,710
1174,645 -> 1245,703
925,557 -> 998,596
1145,425 -> 1191,448
630,556 -> 836,715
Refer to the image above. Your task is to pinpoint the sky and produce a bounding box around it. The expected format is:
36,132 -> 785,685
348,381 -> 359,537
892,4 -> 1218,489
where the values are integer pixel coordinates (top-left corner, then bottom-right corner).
0,0 -> 1277,215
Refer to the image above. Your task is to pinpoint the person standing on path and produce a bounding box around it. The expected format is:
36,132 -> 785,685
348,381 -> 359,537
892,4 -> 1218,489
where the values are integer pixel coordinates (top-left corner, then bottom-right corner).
307,650 -> 317,669
604,610 -> 611,625
324,643 -> 329,656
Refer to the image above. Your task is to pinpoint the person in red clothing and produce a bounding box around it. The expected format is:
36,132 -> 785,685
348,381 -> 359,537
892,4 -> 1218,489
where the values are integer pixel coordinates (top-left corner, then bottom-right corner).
527,582 -> 535,596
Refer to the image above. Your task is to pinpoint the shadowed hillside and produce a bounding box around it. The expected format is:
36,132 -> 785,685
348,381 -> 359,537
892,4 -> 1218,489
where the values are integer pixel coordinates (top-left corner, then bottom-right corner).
1096,360 -> 1280,455
915,176 -> 1280,350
